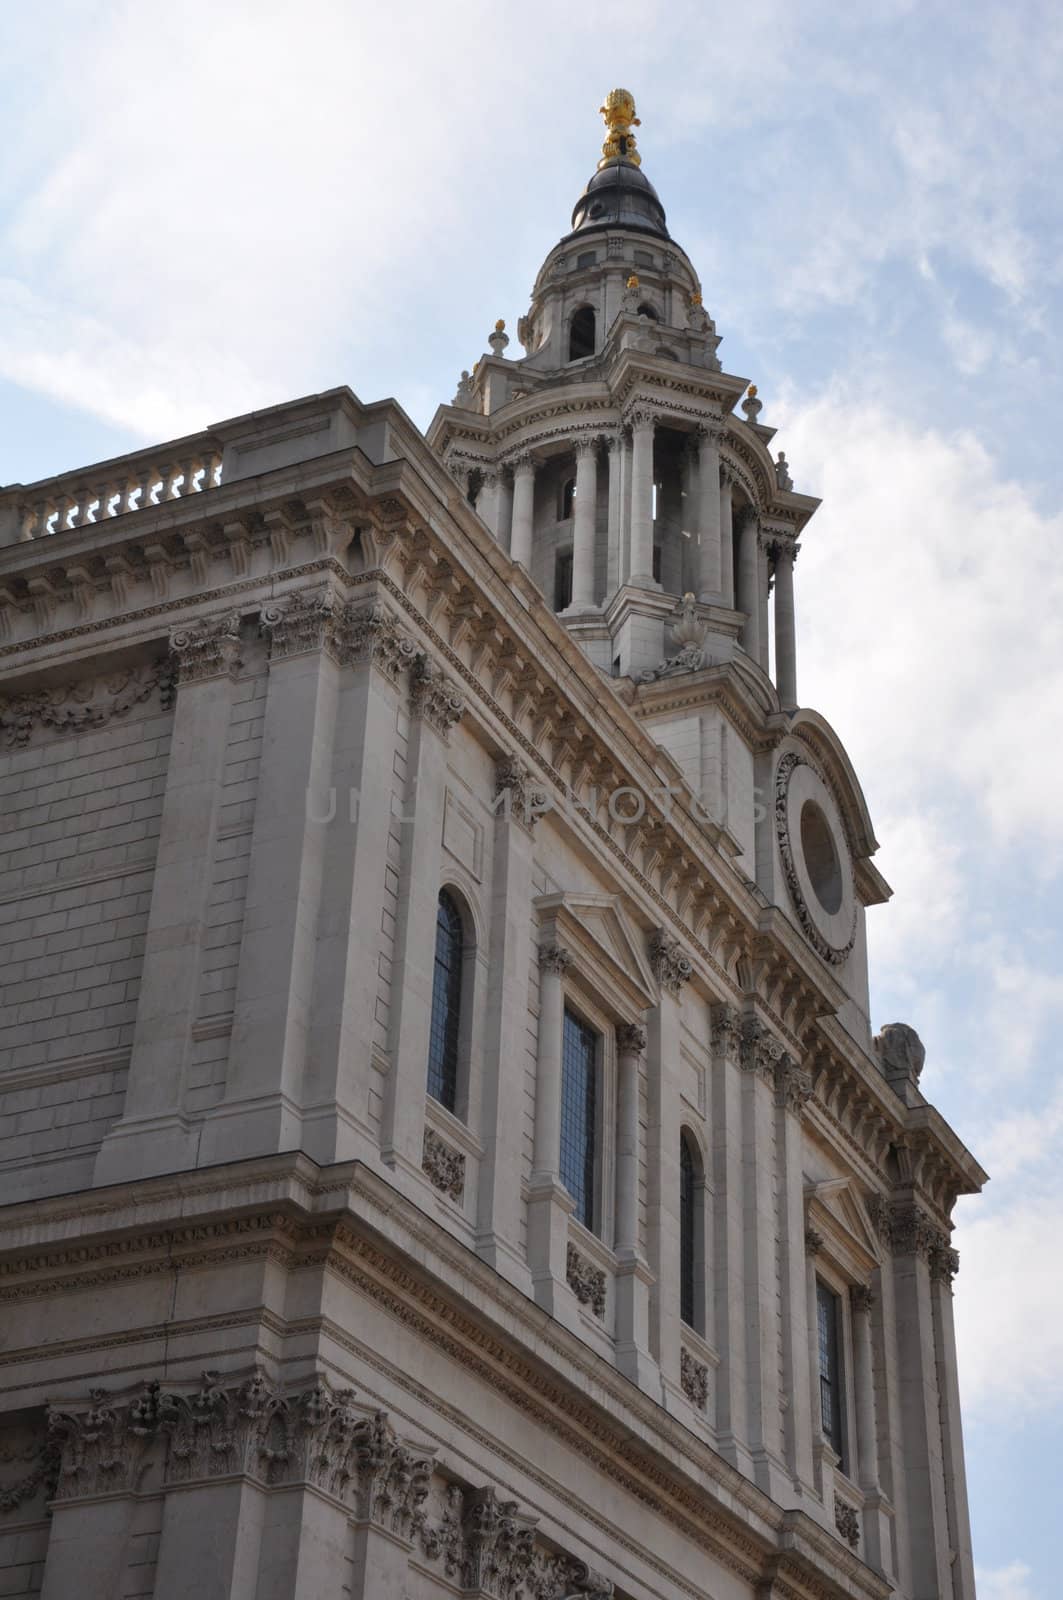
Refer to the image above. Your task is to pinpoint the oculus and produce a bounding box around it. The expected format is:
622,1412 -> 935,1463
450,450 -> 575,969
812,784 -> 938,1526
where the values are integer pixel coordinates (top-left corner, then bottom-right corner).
775,752 -> 857,966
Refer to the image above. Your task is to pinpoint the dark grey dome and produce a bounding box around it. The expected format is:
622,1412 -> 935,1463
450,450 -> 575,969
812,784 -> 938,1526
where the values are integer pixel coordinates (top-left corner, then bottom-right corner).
566,158 -> 669,241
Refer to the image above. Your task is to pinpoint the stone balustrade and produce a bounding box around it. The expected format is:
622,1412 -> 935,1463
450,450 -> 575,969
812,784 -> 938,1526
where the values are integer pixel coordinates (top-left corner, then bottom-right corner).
0,435 -> 225,545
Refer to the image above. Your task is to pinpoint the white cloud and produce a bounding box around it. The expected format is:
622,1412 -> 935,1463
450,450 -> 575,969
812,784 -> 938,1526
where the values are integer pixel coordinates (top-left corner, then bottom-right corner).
954,1175 -> 1063,1418
779,392 -> 1063,873
976,1563 -> 1039,1600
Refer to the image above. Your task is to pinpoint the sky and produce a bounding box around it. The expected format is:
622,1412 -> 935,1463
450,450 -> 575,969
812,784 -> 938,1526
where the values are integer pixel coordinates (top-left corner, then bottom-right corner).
2,1 -> 1060,1593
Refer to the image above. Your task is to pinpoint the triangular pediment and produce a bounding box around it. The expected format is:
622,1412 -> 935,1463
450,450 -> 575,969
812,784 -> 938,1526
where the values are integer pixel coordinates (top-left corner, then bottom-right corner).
535,891 -> 658,1017
805,1177 -> 882,1279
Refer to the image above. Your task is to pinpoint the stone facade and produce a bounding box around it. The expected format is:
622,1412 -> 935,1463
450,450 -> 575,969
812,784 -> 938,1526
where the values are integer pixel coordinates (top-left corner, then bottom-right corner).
0,93 -> 984,1600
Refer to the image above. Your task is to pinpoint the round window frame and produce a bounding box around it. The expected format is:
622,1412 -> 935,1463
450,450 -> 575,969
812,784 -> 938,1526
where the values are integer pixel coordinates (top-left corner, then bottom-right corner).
775,753 -> 857,965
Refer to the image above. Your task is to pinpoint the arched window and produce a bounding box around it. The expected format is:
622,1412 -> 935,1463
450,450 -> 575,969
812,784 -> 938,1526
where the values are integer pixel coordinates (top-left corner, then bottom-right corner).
637,302 -> 659,322
560,1008 -> 598,1230
568,305 -> 596,361
427,890 -> 464,1112
560,477 -> 576,519
680,1133 -> 697,1327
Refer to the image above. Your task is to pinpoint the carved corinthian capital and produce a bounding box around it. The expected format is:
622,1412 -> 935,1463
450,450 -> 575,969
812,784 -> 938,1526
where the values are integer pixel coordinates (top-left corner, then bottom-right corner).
259,587 -> 340,662
617,1022 -> 647,1055
342,603 -> 420,679
740,1016 -> 785,1080
409,653 -> 466,735
774,1053 -> 814,1114
709,1002 -> 741,1061
351,1410 -> 433,1540
648,929 -> 692,995
538,944 -> 572,977
850,1282 -> 876,1315
169,610 -> 242,684
494,754 -> 547,830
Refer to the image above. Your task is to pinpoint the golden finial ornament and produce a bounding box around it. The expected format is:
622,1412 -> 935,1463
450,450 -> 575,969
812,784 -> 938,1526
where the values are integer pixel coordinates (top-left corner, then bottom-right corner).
747,384 -> 758,398
598,88 -> 642,169
690,291 -> 702,306
495,319 -> 506,331
626,274 -> 640,290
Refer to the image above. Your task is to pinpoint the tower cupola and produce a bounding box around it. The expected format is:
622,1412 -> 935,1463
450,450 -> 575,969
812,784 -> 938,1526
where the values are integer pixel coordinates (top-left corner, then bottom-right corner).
567,90 -> 669,240
429,92 -> 819,700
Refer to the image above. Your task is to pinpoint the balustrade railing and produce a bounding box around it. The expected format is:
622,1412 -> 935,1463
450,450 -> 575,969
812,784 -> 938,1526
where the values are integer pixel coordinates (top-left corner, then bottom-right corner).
0,438 -> 224,545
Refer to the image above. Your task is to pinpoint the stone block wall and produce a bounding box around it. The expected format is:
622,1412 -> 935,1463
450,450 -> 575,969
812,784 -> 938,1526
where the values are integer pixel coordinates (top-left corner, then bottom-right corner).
0,673 -> 173,1200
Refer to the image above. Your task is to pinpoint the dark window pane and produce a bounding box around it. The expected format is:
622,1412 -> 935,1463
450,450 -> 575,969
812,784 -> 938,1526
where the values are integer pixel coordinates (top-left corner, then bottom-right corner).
560,1009 -> 597,1229
680,1135 -> 696,1327
568,305 -> 596,361
555,549 -> 573,611
816,1280 -> 845,1468
427,891 -> 463,1111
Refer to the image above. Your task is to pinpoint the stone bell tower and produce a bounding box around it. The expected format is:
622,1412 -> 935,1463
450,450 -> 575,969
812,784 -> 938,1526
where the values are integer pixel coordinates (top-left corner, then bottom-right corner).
429,88 -> 816,696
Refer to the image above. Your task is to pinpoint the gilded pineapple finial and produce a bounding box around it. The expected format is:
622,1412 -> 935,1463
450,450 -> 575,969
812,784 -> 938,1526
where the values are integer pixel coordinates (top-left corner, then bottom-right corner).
598,88 -> 642,169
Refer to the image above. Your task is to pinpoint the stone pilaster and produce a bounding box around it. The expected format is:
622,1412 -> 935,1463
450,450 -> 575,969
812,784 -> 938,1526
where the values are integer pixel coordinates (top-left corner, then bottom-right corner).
930,1243 -> 976,1599
613,1021 -> 655,1387
296,603 -> 418,1164
646,931 -> 691,1405
739,1017 -> 789,1501
888,1201 -> 955,1600
709,1002 -> 751,1472
774,1053 -> 816,1501
94,611 -> 242,1185
475,756 -> 539,1292
527,944 -> 577,1321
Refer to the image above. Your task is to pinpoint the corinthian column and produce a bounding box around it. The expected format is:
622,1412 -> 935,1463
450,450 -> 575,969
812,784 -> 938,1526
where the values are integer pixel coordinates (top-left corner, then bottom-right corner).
510,453 -> 535,570
696,424 -> 722,600
736,506 -> 761,662
570,437 -> 598,609
629,410 -> 656,586
773,539 -> 797,708
719,469 -> 735,607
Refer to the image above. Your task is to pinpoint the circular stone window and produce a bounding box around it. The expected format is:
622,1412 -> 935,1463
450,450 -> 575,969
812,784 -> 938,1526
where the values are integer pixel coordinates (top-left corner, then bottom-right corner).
775,752 -> 857,966
800,801 -> 843,914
